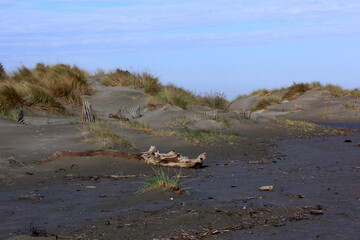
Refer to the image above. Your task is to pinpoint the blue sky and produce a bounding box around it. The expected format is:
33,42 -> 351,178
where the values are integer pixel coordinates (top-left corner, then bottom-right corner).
1,0 -> 360,99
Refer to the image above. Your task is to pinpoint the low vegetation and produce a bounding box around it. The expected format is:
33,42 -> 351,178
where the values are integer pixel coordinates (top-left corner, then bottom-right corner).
324,84 -> 346,97
82,120 -> 137,149
102,69 -> 161,96
147,84 -> 197,110
282,83 -> 311,101
141,169 -> 181,192
276,118 -> 345,134
0,63 -> 91,118
250,88 -> 279,97
252,97 -> 281,111
0,63 -> 7,81
350,88 -> 360,99
198,91 -> 229,111
119,120 -> 175,136
180,128 -> 243,145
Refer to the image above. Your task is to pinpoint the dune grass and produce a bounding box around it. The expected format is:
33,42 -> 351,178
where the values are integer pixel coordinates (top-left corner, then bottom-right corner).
250,88 -> 279,97
0,63 -> 7,81
198,91 -> 229,110
282,83 -> 311,101
82,120 -> 137,149
252,97 -> 281,111
325,84 -> 346,97
0,63 -> 91,117
147,84 -> 197,110
141,168 -> 181,192
102,69 -> 162,96
350,88 -> 360,99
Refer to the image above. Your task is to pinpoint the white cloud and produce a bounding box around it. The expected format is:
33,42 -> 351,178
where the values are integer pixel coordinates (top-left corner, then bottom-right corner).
1,0 -> 360,52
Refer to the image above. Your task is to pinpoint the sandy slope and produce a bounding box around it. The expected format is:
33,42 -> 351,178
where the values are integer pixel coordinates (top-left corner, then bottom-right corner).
0,78 -> 359,239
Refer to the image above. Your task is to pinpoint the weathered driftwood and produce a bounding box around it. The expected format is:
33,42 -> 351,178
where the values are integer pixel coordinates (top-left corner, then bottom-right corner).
82,101 -> 95,122
117,105 -> 141,119
37,146 -> 205,168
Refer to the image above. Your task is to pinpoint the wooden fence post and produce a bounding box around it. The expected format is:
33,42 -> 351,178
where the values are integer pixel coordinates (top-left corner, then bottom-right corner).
82,101 -> 95,122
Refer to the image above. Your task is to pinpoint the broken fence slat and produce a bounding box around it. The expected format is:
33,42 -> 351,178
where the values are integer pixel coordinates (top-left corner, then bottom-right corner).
82,101 -> 95,122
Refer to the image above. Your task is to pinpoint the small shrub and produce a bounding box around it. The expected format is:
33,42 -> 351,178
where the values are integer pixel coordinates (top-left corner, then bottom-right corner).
283,83 -> 310,100
350,88 -> 360,99
141,169 -> 181,192
199,91 -> 229,110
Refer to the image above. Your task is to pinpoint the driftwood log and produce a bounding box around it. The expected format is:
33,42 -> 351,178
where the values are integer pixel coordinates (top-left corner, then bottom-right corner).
37,146 -> 206,168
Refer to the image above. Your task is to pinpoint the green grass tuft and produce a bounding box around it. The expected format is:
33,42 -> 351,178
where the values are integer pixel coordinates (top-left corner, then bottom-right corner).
141,169 -> 181,192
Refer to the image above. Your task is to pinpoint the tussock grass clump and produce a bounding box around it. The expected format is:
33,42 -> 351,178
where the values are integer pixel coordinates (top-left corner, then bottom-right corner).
180,128 -> 242,145
350,88 -> 360,99
82,120 -> 137,149
28,85 -> 63,109
0,84 -> 23,109
310,81 -> 323,89
198,91 -> 229,110
252,97 -> 280,111
250,88 -> 278,97
102,69 -> 161,95
325,84 -> 346,97
148,84 -> 197,110
282,83 -> 310,101
141,169 -> 181,192
0,63 -> 7,81
0,63 -> 90,117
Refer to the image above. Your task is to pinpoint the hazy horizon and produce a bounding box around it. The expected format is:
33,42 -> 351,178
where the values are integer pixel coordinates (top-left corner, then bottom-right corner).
1,0 -> 360,99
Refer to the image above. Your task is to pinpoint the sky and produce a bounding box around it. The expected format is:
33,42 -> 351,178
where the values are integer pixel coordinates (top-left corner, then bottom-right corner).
1,0 -> 360,99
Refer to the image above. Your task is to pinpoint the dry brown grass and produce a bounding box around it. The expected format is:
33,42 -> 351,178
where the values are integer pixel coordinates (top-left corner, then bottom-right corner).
102,69 -> 161,96
0,63 -> 91,117
282,83 -> 311,100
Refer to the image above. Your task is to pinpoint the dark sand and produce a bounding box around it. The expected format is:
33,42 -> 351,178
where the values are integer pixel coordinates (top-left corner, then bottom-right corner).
1,79 -> 359,239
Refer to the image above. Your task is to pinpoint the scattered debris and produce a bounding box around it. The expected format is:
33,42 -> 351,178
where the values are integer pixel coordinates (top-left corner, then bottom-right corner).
287,194 -> 306,198
248,160 -> 272,164
18,194 -> 38,200
38,146 -> 206,168
259,185 -> 274,191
